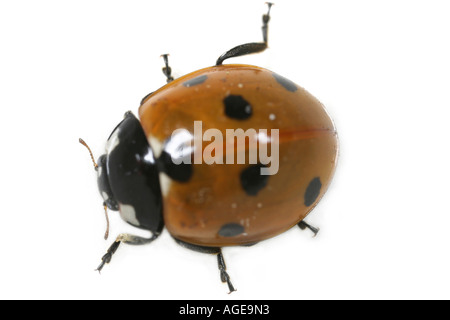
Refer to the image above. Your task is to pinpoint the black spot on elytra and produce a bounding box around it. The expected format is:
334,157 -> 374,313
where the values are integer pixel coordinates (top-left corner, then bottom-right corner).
183,75 -> 208,87
240,163 -> 269,196
157,151 -> 192,182
224,95 -> 252,120
273,73 -> 298,92
218,223 -> 245,237
304,177 -> 322,206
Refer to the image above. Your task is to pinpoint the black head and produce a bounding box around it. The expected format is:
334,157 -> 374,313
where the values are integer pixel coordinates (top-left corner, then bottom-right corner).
96,112 -> 164,234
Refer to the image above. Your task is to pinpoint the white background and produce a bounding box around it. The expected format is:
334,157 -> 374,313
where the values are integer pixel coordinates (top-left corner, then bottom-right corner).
1,0 -> 450,300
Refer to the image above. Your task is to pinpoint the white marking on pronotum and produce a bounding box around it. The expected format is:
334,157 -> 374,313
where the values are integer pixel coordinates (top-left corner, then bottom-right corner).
269,113 -> 276,121
106,128 -> 120,153
101,192 -> 109,201
159,172 -> 172,197
148,135 -> 163,158
119,203 -> 140,226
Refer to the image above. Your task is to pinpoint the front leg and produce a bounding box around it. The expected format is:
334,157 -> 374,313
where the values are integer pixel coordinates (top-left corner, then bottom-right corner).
96,232 -> 160,273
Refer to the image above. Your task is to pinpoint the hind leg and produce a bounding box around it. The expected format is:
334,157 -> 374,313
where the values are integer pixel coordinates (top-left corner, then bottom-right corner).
216,3 -> 274,65
140,54 -> 175,105
298,220 -> 320,237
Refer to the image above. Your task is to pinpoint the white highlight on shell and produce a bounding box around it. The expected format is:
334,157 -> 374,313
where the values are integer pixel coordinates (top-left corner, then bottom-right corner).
240,218 -> 251,228
165,129 -> 194,164
106,128 -> 120,153
119,203 -> 140,226
269,114 -> 276,121
97,165 -> 102,178
256,131 -> 271,144
101,192 -> 109,201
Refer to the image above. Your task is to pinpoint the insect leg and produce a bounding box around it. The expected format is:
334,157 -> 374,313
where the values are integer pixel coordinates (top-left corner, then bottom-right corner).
173,238 -> 236,293
95,232 -> 160,273
298,220 -> 320,237
216,2 -> 274,65
161,53 -> 174,83
140,53 -> 174,105
217,250 -> 237,294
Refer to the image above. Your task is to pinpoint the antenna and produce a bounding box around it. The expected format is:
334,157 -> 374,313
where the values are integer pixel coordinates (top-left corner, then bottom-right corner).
79,138 -> 98,170
79,138 -> 110,240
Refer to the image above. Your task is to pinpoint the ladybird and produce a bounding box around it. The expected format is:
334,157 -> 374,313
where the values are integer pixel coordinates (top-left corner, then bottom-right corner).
80,3 -> 338,293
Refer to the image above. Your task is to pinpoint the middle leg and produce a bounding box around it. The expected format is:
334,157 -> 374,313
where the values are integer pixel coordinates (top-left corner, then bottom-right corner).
174,238 -> 236,293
